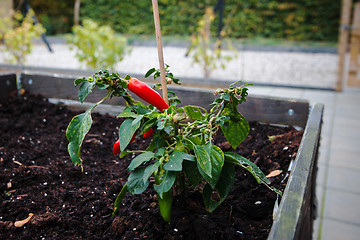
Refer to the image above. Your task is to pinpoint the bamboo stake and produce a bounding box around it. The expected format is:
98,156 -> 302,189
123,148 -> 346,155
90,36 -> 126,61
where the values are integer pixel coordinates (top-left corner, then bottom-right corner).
348,2 -> 360,87
151,0 -> 168,104
337,0 -> 352,91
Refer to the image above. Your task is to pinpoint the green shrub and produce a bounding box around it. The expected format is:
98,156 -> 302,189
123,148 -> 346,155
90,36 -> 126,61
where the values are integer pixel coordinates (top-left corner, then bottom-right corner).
0,9 -> 46,65
187,7 -> 238,78
79,0 -> 340,42
27,0 -> 341,42
17,0 -> 74,35
67,19 -> 127,69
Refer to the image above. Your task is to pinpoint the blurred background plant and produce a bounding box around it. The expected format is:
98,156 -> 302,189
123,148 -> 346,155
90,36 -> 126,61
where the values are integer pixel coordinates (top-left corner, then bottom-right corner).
0,9 -> 45,65
186,6 -> 238,78
66,18 -> 127,69
24,0 -> 339,43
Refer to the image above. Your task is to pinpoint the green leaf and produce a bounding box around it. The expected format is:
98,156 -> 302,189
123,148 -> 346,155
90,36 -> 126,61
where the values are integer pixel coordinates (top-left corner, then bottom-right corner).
182,152 -> 195,162
143,162 -> 160,183
183,161 -> 202,186
124,74 -> 131,80
155,148 -> 166,157
145,110 -> 161,119
128,151 -> 155,171
78,81 -> 96,103
225,152 -> 282,196
74,77 -> 86,87
153,134 -> 166,149
203,162 -> 235,212
112,184 -> 128,216
119,116 -> 142,152
127,168 -> 150,195
184,106 -> 207,120
194,144 -> 212,178
97,83 -> 109,90
208,145 -> 225,188
216,162 -> 235,200
164,124 -> 173,134
154,171 -> 177,199
221,93 -> 231,101
119,150 -> 131,158
157,118 -> 166,130
220,107 -> 249,149
66,109 -> 92,166
132,103 -> 150,115
145,139 -> 157,152
224,152 -> 269,184
163,151 -> 183,171
203,184 -> 220,212
197,143 -> 224,189
117,107 -> 139,118
145,68 -> 156,78
141,118 -> 156,133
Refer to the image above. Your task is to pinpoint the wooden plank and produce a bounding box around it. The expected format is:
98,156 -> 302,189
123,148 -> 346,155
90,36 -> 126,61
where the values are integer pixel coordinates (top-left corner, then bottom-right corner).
337,0 -> 353,91
0,73 -> 17,97
237,95 -> 309,128
20,73 -> 310,128
171,86 -> 309,128
348,2 -> 360,87
268,103 -> 324,240
20,72 -> 128,106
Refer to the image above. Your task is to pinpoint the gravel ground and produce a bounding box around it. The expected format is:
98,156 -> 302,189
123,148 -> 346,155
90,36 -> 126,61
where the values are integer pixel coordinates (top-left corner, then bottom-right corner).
0,42 -> 338,89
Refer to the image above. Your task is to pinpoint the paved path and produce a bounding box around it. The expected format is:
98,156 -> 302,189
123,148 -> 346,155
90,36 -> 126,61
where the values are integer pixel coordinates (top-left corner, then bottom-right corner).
0,42 -> 338,89
249,85 -> 360,240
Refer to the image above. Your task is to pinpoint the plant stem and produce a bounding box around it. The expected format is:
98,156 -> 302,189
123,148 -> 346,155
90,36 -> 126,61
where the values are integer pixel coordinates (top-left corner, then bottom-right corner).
90,89 -> 112,111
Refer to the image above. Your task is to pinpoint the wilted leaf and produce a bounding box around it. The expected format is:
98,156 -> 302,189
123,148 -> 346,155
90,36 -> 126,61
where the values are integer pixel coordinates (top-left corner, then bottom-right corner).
266,170 -> 282,178
14,213 -> 34,227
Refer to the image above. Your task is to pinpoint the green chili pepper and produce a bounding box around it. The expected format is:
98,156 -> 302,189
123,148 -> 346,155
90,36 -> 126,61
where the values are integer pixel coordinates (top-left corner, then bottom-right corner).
154,171 -> 173,223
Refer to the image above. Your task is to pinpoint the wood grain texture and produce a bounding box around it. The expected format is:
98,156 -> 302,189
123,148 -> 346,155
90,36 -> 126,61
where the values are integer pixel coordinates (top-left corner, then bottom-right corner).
0,73 -> 17,97
268,103 -> 323,240
337,0 -> 352,91
348,2 -> 360,87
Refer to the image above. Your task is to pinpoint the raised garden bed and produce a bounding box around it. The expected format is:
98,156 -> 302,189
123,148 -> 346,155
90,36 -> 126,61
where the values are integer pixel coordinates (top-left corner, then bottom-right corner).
0,72 -> 323,239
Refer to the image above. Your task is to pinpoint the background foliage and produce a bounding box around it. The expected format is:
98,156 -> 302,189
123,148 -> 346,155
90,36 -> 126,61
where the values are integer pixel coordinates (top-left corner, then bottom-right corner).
0,9 -> 45,64
14,0 -> 74,35
28,0 -> 340,42
66,19 -> 127,69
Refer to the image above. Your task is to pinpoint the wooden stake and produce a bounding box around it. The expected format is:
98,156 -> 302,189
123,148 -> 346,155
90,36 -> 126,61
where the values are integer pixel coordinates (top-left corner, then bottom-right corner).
337,0 -> 352,91
348,2 -> 360,87
151,0 -> 168,104
74,0 -> 81,26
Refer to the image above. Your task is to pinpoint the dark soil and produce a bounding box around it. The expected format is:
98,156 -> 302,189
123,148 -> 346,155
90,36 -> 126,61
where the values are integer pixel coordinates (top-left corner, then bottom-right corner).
0,92 -> 303,240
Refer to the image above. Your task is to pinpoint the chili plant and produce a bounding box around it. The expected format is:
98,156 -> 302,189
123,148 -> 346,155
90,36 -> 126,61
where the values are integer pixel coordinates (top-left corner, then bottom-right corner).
66,69 -> 281,222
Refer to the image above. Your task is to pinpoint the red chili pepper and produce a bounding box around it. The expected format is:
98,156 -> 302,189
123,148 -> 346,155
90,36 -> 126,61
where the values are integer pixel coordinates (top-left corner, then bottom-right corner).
128,78 -> 169,112
113,139 -> 120,155
143,128 -> 155,139
113,135 -> 136,155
